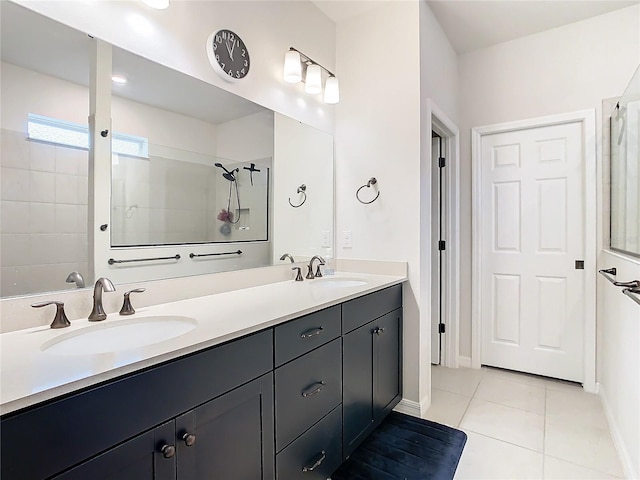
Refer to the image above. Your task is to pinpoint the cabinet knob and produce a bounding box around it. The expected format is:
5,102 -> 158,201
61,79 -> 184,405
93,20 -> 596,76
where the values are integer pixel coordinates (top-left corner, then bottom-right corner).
160,444 -> 176,458
375,327 -> 385,335
182,432 -> 197,447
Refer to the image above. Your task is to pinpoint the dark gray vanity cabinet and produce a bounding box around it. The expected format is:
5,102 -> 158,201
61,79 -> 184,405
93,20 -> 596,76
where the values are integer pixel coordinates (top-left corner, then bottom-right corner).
342,284 -> 403,459
1,330 -> 274,480
1,283 -> 404,480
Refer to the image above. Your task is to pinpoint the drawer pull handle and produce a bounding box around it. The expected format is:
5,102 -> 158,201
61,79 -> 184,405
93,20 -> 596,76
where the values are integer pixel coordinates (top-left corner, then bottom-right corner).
302,450 -> 326,472
160,444 -> 176,459
301,381 -> 325,397
300,327 -> 323,338
182,432 -> 196,446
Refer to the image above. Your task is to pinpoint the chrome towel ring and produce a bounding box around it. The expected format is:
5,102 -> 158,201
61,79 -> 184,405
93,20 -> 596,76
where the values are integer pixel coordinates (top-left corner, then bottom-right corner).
356,177 -> 380,204
289,184 -> 307,208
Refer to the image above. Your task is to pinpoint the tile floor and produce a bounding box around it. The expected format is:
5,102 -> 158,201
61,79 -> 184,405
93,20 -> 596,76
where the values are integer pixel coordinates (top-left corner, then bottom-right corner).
427,365 -> 624,479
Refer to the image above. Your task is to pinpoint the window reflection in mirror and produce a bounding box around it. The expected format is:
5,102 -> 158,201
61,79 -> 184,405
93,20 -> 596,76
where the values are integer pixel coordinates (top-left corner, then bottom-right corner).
610,65 -> 640,258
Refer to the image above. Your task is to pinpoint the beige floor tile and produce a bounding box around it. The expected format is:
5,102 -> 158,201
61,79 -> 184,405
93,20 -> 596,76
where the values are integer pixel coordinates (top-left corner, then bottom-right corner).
424,388 -> 472,427
454,431 -> 543,479
545,377 -> 584,393
543,456 -> 620,479
546,388 -> 608,430
475,374 -> 546,415
460,398 -> 544,452
483,366 -> 548,388
545,418 -> 624,477
432,365 -> 483,396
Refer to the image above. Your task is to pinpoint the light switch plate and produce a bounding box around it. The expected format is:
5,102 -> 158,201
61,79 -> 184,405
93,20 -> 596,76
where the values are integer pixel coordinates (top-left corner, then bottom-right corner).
343,230 -> 352,248
321,230 -> 331,248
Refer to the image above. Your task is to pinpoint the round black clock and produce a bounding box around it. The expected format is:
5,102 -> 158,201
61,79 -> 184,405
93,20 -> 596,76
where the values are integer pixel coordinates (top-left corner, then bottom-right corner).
206,29 -> 250,82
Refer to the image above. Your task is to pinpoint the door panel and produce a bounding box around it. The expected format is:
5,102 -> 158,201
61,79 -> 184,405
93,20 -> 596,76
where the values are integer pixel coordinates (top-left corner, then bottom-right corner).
480,122 -> 585,382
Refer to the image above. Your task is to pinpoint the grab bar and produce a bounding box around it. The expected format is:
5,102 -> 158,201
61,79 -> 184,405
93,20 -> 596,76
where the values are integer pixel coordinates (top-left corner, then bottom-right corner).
189,250 -> 242,259
108,254 -> 180,265
623,288 -> 640,307
598,268 -> 617,284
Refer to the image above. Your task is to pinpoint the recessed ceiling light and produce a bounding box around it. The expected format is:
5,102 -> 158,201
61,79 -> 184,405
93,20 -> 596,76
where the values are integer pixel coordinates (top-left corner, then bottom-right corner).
142,0 -> 169,9
111,75 -> 127,85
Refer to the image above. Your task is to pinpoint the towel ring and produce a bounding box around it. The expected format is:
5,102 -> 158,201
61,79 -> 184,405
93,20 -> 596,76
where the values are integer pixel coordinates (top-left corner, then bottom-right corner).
288,184 -> 307,208
356,177 -> 380,204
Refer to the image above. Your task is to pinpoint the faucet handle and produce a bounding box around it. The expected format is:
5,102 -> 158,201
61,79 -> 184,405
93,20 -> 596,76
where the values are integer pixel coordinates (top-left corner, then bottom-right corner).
120,288 -> 146,315
292,267 -> 304,282
306,265 -> 315,280
32,301 -> 71,329
315,261 -> 325,278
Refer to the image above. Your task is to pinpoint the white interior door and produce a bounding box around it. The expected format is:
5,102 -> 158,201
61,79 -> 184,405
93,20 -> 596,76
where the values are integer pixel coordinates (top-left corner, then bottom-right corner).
480,122 -> 585,382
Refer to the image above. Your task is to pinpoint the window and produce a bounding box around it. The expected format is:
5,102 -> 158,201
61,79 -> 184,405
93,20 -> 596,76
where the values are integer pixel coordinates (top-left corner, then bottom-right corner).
27,113 -> 149,158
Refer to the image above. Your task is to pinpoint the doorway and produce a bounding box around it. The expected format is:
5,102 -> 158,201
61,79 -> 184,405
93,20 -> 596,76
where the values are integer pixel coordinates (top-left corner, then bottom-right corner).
425,100 -> 460,368
471,110 -> 597,391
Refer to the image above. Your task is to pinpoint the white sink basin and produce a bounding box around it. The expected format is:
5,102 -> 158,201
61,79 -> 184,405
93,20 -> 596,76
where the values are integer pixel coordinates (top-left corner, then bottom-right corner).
41,316 -> 198,355
312,278 -> 368,288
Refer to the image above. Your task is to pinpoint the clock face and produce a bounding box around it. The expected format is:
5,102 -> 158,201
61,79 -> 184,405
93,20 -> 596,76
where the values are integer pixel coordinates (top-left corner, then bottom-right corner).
206,29 -> 250,82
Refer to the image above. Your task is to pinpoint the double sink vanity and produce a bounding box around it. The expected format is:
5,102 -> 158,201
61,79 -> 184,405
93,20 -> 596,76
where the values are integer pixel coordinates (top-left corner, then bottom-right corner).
1,270 -> 405,479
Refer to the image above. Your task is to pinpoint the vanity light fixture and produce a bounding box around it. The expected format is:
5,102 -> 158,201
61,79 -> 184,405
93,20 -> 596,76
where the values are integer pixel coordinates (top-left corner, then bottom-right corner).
141,0 -> 170,9
283,47 -> 339,104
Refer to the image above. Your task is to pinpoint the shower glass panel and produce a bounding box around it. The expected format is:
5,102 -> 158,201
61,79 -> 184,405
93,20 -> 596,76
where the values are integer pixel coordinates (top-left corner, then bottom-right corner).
110,142 -> 269,246
611,65 -> 640,258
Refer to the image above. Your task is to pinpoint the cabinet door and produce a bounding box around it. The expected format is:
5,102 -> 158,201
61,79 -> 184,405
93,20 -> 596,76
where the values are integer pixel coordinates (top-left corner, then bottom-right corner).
342,321 -> 374,459
175,373 -> 274,480
373,308 -> 402,418
52,421 -> 175,480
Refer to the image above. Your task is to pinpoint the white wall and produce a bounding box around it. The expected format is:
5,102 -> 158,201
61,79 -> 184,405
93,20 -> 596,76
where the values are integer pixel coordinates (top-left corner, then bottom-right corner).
457,5 -> 640,359
335,0 -> 442,413
14,0 -> 336,134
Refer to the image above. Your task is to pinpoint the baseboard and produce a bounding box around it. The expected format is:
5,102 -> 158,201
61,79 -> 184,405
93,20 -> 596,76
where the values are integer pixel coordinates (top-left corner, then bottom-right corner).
599,382 -> 638,479
458,356 -> 472,368
394,396 -> 430,419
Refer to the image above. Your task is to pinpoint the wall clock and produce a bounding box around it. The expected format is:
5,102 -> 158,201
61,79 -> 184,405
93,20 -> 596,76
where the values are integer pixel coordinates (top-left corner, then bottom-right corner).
206,29 -> 250,82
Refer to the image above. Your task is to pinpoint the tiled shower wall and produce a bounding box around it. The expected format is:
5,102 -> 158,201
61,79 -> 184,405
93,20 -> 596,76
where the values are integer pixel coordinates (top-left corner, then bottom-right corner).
0,129 -> 88,297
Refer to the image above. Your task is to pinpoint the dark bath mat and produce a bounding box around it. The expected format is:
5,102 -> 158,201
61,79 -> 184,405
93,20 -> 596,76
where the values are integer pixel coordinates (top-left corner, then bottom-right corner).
331,412 -> 467,480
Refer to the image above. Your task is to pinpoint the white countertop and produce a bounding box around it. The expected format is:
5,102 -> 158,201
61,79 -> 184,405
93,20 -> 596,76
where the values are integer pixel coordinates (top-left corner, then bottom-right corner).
1,272 -> 405,415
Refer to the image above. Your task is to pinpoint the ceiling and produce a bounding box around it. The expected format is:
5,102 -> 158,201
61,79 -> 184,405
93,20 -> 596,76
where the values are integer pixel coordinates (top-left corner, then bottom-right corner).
312,0 -> 639,54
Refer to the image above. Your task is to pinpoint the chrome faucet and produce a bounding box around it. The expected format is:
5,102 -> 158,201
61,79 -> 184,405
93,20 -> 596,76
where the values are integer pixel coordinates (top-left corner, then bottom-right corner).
88,277 -> 116,321
65,271 -> 85,288
306,255 -> 325,279
280,253 -> 295,263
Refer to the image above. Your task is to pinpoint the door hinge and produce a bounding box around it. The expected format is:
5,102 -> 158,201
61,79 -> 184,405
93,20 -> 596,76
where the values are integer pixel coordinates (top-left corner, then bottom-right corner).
438,157 -> 446,168
575,260 -> 584,270
438,240 -> 446,251
438,323 -> 446,334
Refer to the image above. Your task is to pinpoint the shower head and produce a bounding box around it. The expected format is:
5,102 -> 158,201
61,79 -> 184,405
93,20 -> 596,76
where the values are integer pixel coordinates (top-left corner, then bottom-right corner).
214,162 -> 238,181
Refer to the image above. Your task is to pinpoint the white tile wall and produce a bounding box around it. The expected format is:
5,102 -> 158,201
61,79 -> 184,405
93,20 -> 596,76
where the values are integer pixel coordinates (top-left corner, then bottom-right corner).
0,130 -> 89,297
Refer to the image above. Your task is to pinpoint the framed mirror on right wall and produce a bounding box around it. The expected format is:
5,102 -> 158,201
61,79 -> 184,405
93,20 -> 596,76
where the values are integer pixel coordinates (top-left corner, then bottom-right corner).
610,65 -> 640,258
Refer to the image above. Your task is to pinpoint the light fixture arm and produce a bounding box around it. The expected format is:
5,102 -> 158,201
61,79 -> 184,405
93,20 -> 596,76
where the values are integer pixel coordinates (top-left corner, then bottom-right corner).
288,47 -> 336,78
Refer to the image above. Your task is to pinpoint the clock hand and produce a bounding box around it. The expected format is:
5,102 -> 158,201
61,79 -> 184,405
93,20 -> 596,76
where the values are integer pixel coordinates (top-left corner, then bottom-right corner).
228,39 -> 236,60
225,40 -> 233,60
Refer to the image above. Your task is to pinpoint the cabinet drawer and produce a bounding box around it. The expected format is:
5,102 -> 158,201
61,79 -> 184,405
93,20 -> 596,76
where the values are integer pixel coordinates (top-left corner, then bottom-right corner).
342,283 -> 402,333
275,338 -> 342,452
274,305 -> 341,367
276,405 -> 342,480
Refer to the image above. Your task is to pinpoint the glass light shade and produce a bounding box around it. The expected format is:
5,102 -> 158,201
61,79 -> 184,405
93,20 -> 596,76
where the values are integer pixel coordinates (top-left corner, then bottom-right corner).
142,0 -> 170,9
324,76 -> 340,104
305,64 -> 322,94
283,50 -> 302,83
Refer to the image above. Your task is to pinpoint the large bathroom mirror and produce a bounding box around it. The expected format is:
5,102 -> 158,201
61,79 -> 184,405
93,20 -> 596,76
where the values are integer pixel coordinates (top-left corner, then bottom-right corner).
611,65 -> 640,258
0,2 -> 334,298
